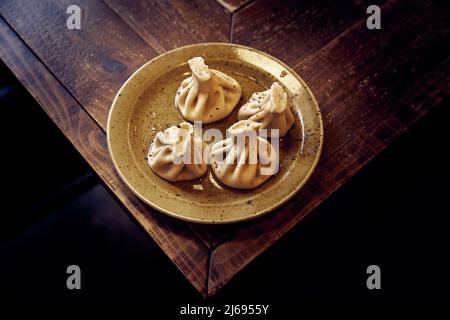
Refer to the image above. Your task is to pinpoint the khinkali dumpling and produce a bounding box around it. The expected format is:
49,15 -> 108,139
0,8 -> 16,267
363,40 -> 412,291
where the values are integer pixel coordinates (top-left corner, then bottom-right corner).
210,120 -> 278,189
148,122 -> 207,182
175,57 -> 242,123
238,82 -> 294,137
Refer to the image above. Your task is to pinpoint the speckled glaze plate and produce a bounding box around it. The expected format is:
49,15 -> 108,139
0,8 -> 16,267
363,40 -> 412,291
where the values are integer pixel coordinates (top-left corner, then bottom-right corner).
107,43 -> 323,224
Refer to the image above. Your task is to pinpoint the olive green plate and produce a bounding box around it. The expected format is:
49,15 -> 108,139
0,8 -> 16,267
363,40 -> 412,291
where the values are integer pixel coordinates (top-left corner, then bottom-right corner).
107,43 -> 323,224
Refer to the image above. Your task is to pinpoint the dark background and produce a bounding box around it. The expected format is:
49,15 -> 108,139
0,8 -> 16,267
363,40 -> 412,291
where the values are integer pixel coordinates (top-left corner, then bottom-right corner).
0,60 -> 449,308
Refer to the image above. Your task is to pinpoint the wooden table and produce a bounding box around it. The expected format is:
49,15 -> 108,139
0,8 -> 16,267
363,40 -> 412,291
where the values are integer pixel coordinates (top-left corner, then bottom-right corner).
0,0 -> 448,298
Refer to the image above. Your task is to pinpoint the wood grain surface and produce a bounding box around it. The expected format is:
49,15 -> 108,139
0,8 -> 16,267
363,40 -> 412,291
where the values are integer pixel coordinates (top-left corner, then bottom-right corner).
1,0 -> 449,297
232,0 -> 389,65
104,0 -> 230,50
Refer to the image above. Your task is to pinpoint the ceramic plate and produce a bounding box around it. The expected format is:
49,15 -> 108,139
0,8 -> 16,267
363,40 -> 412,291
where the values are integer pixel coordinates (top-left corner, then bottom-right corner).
107,43 -> 323,224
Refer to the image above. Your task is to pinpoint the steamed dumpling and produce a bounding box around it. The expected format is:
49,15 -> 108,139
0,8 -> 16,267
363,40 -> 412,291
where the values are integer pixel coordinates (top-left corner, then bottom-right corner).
175,57 -> 242,123
148,122 -> 207,182
210,120 -> 278,189
238,82 -> 294,137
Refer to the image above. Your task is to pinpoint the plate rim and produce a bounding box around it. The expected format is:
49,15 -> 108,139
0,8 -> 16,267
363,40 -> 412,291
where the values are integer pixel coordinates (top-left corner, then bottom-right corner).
106,42 -> 324,224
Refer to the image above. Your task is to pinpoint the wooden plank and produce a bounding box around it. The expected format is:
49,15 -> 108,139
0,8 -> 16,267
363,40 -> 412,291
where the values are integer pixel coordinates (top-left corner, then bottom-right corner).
294,0 -> 450,160
0,0 -> 158,130
208,0 -> 450,295
216,0 -> 254,13
103,0 -> 230,51
232,0 -> 388,66
0,16 -> 211,296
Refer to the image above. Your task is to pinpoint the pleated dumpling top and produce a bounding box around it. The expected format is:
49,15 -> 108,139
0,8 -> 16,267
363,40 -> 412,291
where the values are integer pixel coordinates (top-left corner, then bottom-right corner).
175,57 -> 242,123
238,82 -> 294,137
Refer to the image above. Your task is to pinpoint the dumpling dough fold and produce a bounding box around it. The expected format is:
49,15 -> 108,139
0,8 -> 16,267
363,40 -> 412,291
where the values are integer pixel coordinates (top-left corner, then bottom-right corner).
176,57 -> 242,123
148,122 -> 207,182
238,82 -> 294,137
210,120 -> 278,189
